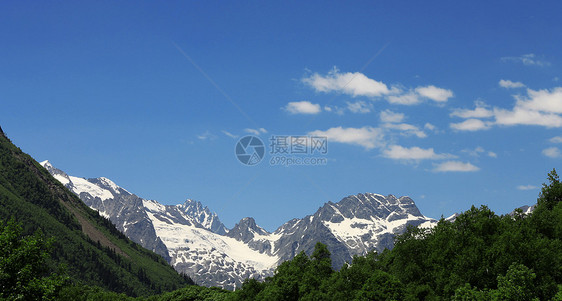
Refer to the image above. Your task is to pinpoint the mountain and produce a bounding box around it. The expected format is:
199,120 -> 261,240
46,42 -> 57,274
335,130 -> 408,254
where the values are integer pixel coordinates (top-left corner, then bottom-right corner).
0,128 -> 190,296
40,161 -> 265,289
41,161 -> 171,261
144,200 -> 277,289
507,204 -> 536,216
41,161 -> 437,289
271,193 -> 436,269
177,199 -> 228,235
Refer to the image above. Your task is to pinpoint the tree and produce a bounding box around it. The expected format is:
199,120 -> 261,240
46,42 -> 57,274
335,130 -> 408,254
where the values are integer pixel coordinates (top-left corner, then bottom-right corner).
491,263 -> 539,301
0,218 -> 68,300
261,251 -> 310,301
538,169 -> 562,210
453,283 -> 490,301
300,242 -> 333,299
232,278 -> 265,301
354,270 -> 403,301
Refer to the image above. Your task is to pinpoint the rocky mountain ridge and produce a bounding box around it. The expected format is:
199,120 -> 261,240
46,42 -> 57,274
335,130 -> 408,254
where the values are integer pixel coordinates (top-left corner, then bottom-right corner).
40,160 -> 438,289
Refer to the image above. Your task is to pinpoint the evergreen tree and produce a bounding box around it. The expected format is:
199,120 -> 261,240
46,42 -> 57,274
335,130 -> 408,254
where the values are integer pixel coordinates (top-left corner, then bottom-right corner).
0,218 -> 68,300
539,169 -> 562,210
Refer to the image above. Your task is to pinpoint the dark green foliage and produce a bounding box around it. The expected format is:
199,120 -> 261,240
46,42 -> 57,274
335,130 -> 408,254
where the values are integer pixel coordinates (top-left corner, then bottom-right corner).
0,218 -> 68,300
145,285 -> 231,301
56,284 -> 231,301
57,284 -> 231,301
0,130 -> 190,296
233,278 -> 265,301
3,126 -> 562,300
539,169 -> 562,210
493,263 -> 539,301
354,270 -> 403,300
227,243 -> 333,301
230,168 -> 562,300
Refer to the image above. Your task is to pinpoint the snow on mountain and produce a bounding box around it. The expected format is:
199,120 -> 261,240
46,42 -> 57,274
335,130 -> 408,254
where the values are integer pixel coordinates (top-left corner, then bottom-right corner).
319,194 -> 433,254
40,160 -> 170,259
40,160 -> 262,289
445,213 -> 460,223
40,160 -> 439,289
141,199 -> 277,288
261,193 -> 437,269
147,210 -> 277,288
177,199 -> 228,235
509,204 -> 536,216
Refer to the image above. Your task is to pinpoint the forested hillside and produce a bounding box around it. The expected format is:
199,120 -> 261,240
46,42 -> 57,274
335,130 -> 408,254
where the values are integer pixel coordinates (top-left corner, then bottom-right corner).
33,170 -> 562,301
0,126 -> 191,297
2,123 -> 562,300
226,169 -> 562,300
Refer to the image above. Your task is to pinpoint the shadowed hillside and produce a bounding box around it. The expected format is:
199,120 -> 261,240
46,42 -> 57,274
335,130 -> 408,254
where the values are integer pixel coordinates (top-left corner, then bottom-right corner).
0,126 -> 191,297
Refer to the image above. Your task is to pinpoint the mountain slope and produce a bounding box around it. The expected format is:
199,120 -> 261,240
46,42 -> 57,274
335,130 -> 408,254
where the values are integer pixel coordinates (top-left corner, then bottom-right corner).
41,160 -> 171,261
238,193 -> 436,269
39,161 -> 265,289
0,128 -> 190,296
40,160 -> 437,289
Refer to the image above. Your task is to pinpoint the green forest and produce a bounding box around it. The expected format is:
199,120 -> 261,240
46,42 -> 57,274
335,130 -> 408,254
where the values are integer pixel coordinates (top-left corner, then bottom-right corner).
0,128 -> 191,299
3,126 -> 562,300
4,169 -> 562,300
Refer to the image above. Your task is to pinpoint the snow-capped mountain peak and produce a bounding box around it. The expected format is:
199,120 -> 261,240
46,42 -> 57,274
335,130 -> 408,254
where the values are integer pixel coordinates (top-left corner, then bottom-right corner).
177,199 -> 228,235
94,176 -> 130,195
41,160 -> 438,290
227,217 -> 270,242
40,160 -> 71,185
40,160 -> 53,169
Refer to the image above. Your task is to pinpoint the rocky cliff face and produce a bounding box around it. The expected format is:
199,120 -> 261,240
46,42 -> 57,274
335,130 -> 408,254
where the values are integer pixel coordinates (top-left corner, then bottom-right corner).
41,161 -> 437,289
40,160 -> 170,261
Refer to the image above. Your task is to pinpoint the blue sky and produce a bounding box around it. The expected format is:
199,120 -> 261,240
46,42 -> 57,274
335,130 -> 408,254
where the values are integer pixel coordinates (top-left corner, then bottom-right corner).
1,1 -> 561,231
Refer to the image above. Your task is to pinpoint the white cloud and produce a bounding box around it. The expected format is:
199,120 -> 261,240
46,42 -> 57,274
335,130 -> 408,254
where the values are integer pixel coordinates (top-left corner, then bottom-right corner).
324,105 -> 345,115
501,53 -> 551,67
450,119 -> 492,131
462,146 -> 485,157
386,91 -> 421,105
346,101 -> 372,113
221,130 -> 238,139
382,145 -> 452,161
245,128 -> 267,135
433,161 -> 479,172
197,131 -> 217,140
383,123 -> 427,138
303,67 -> 454,107
488,88 -> 562,128
303,67 -> 390,97
450,101 -> 494,118
493,107 -> 562,128
543,147 -> 562,158
516,88 -> 562,114
308,126 -> 385,149
415,85 -> 454,102
517,185 -> 538,190
461,147 -> 497,158
424,123 -> 437,131
452,88 -> 562,130
285,101 -> 322,114
550,136 -> 562,143
380,110 -> 405,123
499,79 -> 525,89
